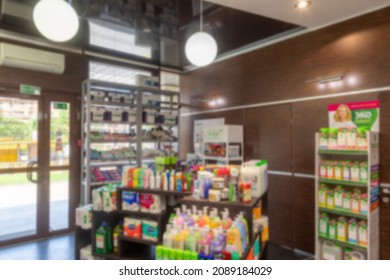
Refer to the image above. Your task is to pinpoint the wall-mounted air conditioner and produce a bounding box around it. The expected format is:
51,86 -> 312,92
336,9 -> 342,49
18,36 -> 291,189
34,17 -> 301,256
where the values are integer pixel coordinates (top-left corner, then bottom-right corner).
0,43 -> 65,74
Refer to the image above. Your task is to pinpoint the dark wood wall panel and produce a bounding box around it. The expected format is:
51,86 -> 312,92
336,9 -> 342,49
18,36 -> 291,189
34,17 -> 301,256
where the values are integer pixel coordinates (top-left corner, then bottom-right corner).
180,7 -> 390,112
292,93 -> 379,175
244,104 -> 292,172
378,93 -> 390,182
292,177 -> 315,253
268,174 -> 293,248
380,187 -> 390,260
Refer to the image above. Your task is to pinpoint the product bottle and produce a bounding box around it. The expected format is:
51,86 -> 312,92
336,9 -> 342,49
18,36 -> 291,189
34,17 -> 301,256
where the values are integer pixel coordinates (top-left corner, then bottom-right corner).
211,229 -> 223,260
221,210 -> 233,230
113,221 -> 123,253
185,228 -> 197,252
163,224 -> 173,248
229,182 -> 236,202
105,222 -> 113,252
176,172 -> 182,192
164,171 -> 170,191
150,172 -> 155,189
156,245 -> 163,260
170,170 -> 175,191
95,222 -> 108,254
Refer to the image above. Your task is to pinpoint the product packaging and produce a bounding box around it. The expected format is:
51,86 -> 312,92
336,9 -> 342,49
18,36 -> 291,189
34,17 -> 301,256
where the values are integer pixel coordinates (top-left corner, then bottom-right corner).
328,219 -> 337,240
319,213 -> 330,237
140,194 -> 164,213
337,217 -> 348,242
347,128 -> 358,149
208,189 -> 221,202
343,192 -> 352,211
351,162 -> 361,181
326,190 -> 335,209
337,128 -> 348,149
122,191 -> 139,211
319,128 -> 329,149
358,221 -> 368,246
360,193 -> 368,214
92,188 -> 104,211
360,162 -> 368,182
342,161 -> 351,181
327,161 -> 335,179
321,241 -> 342,260
142,220 -> 159,241
328,128 -> 339,149
348,219 -> 358,244
351,190 -> 361,213
334,186 -> 344,209
76,204 -> 93,229
357,128 -> 368,150
318,185 -> 328,207
123,217 -> 142,238
103,185 -> 117,212
320,161 -> 328,178
344,248 -> 366,260
334,162 -> 344,180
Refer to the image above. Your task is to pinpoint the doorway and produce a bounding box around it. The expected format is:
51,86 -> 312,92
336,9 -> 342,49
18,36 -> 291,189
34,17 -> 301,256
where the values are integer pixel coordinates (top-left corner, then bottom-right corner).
0,91 -> 79,245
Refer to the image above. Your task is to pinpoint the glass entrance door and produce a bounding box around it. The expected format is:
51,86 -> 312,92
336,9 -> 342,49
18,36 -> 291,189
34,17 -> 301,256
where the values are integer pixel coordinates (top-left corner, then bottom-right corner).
0,93 -> 77,245
0,96 -> 39,242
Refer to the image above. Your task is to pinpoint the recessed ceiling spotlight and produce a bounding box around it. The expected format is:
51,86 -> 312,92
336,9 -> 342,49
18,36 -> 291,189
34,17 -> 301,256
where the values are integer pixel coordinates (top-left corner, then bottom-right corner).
295,0 -> 311,10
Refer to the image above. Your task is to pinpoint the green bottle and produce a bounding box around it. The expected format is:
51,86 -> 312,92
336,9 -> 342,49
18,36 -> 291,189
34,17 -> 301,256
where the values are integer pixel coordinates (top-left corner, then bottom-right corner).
229,182 -> 236,202
113,221 -> 123,253
168,248 -> 175,260
183,251 -> 191,260
156,246 -> 163,260
190,251 -> 198,260
162,247 -> 169,260
175,250 -> 184,260
232,252 -> 240,260
96,222 -> 108,254
105,222 -> 113,252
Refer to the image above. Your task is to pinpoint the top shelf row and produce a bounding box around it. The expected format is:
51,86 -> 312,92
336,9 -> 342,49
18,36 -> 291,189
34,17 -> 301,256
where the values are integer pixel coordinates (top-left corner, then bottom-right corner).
318,149 -> 368,156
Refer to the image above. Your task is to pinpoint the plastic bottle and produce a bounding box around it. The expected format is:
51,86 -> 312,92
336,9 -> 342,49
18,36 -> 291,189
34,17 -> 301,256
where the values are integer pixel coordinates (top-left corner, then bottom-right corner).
221,210 -> 233,230
163,224 -> 173,248
105,223 -> 113,252
150,172 -> 156,189
170,170 -> 175,191
209,209 -> 221,229
113,221 -> 123,253
164,170 -> 170,191
174,208 -> 184,226
198,230 -> 210,255
95,222 -> 108,254
176,172 -> 182,192
185,228 -> 197,251
156,245 -> 163,260
211,229 -> 224,260
229,182 -> 236,202
156,172 -> 161,190
202,206 -> 210,225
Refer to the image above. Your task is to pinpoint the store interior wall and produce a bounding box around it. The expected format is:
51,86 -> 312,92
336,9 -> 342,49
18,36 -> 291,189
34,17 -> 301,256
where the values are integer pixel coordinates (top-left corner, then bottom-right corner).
179,7 -> 390,257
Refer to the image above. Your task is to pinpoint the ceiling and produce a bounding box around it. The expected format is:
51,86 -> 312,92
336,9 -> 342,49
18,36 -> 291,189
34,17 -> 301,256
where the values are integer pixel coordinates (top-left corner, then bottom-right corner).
207,0 -> 390,29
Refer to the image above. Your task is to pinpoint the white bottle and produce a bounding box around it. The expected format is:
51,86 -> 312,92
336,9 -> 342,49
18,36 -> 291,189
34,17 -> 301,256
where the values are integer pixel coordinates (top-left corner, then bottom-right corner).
170,170 -> 175,191
163,171 -> 169,191
150,174 -> 155,189
156,173 -> 161,190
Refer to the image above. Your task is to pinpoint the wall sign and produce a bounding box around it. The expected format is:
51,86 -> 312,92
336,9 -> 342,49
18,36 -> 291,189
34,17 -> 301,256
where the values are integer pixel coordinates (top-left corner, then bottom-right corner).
328,100 -> 380,132
20,84 -> 41,96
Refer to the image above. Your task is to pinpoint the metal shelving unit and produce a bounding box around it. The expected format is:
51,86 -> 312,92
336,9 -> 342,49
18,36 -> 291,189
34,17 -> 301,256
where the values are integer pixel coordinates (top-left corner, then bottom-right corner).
315,132 -> 380,260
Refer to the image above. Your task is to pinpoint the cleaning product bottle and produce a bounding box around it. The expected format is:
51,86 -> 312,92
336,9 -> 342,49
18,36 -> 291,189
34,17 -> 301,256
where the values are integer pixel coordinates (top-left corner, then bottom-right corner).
211,229 -> 223,260
221,210 -> 233,230
163,224 -> 173,248
185,228 -> 197,251
105,222 -> 113,252
156,172 -> 161,190
95,222 -> 108,254
156,245 -> 163,260
176,172 -> 182,192
198,229 -> 211,256
170,170 -> 175,191
202,206 -> 210,225
164,170 -> 170,191
226,220 -> 242,256
228,182 -> 236,202
113,221 -> 123,253
174,208 -> 184,226
150,171 -> 156,189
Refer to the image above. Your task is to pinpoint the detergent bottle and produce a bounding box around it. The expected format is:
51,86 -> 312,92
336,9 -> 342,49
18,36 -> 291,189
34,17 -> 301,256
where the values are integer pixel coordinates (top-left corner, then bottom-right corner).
185,228 -> 197,252
163,224 -> 174,248
226,219 -> 242,256
113,221 -> 123,253
221,209 -> 233,230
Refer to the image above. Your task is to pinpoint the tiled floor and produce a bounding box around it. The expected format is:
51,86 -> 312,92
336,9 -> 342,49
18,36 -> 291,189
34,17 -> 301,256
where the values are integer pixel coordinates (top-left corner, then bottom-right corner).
0,233 -> 313,260
0,233 -> 75,260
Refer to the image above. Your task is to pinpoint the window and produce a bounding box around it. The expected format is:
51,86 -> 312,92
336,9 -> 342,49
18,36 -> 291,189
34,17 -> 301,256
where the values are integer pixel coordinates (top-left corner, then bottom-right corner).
88,18 -> 152,59
89,61 -> 151,85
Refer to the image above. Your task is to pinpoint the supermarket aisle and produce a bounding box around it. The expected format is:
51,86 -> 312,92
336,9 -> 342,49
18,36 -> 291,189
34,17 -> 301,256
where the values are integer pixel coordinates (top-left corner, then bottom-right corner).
0,233 -> 74,260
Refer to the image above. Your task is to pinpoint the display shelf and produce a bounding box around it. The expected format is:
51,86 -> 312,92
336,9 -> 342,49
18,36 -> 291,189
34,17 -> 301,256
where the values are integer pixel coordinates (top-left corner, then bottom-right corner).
90,120 -> 135,126
318,207 -> 367,220
203,156 -> 243,161
179,195 -> 263,209
318,178 -> 367,187
142,122 -> 178,127
118,187 -> 192,196
141,139 -> 178,143
90,159 -> 136,167
319,237 -> 367,251
318,149 -> 368,156
138,86 -> 178,96
117,209 -> 166,218
90,100 -> 136,108
90,180 -> 122,187
120,236 -> 158,246
142,105 -> 179,111
315,131 -> 380,260
90,139 -> 134,144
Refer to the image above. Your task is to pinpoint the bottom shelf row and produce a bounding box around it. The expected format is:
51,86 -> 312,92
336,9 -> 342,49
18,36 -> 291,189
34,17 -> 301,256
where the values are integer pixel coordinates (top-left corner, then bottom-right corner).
319,238 -> 367,260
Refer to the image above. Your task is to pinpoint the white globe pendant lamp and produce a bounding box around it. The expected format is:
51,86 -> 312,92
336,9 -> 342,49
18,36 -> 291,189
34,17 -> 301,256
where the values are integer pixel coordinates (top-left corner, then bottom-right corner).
185,0 -> 218,67
33,0 -> 79,42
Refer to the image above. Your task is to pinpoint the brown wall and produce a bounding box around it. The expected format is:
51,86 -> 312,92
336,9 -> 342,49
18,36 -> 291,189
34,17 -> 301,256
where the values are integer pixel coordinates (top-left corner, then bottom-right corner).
180,7 -> 390,257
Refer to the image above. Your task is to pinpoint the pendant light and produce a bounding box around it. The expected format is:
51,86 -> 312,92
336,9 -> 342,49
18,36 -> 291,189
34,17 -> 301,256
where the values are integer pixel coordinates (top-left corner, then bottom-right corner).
33,0 -> 79,42
185,0 -> 218,67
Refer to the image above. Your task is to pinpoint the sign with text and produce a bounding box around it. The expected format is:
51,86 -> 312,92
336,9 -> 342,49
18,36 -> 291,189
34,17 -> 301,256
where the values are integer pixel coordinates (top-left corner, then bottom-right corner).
328,100 -> 380,132
20,84 -> 41,96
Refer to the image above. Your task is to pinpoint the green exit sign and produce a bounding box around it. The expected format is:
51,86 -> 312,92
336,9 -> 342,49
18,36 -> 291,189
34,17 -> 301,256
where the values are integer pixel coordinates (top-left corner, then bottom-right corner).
53,102 -> 68,110
20,84 -> 41,95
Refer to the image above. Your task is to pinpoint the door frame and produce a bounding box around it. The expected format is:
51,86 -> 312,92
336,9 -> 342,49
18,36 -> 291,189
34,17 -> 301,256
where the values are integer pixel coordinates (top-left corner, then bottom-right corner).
0,90 -> 80,247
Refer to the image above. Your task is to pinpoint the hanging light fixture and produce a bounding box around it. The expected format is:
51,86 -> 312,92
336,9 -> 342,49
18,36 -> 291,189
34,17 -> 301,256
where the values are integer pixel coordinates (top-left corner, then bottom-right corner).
33,0 -> 79,42
185,0 -> 218,67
